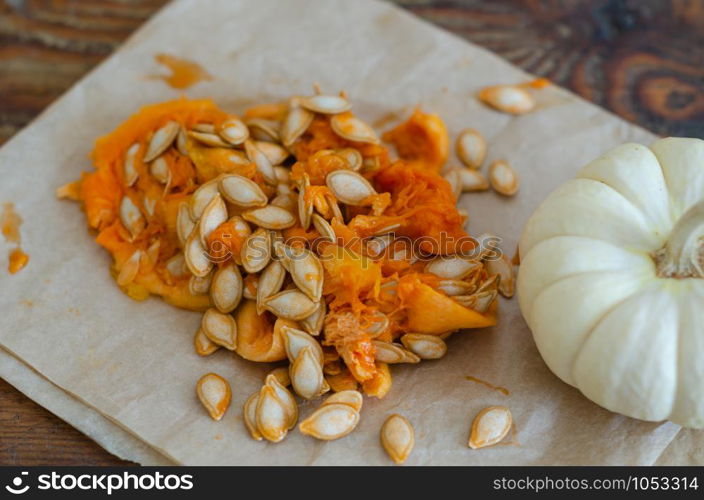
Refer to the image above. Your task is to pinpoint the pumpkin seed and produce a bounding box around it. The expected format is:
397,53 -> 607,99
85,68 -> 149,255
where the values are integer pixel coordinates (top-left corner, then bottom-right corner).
444,168 -> 462,200
243,392 -> 263,441
266,366 -> 291,387
455,290 -> 497,313
365,310 -> 390,338
372,341 -> 420,364
189,178 -> 220,220
263,289 -> 318,320
458,167 -> 489,192
188,130 -> 231,148
300,300 -> 325,336
274,166 -> 291,184
254,141 -> 289,166
476,272 -> 500,294
241,228 -> 271,273
144,121 -> 179,162
456,128 -> 487,169
189,270 -> 213,295
299,402 -> 360,440
176,126 -> 188,155
165,252 -> 189,279
145,239 -> 161,265
326,170 -> 377,206
242,273 -> 258,299
218,174 -> 267,208
300,94 -> 352,114
312,213 -> 336,242
297,173 -> 313,230
256,385 -> 288,443
468,406 -> 512,449
281,98 -> 314,147
271,193 -> 297,212
330,113 -> 379,144
244,139 -> 277,185
218,117 -> 249,145
290,346 -> 327,399
478,85 -> 535,114
119,196 -> 145,240
123,143 -> 140,186
242,205 -> 296,230
257,260 -> 286,314
322,390 -> 363,412
264,374 -> 298,429
117,250 -> 141,286
149,156 -> 170,184
210,262 -> 243,313
400,333 -> 447,360
324,361 -> 342,376
245,118 -> 280,143
198,194 -> 228,245
184,227 -> 213,277
196,373 -> 231,421
489,160 -> 519,196
424,256 -> 480,279
194,327 -> 219,356
192,123 -> 216,134
281,325 -> 324,365
381,414 -> 415,464
437,279 -> 476,296
334,148 -> 363,171
485,254 -> 515,298
279,245 -> 323,301
202,308 -> 237,350
366,234 -> 392,258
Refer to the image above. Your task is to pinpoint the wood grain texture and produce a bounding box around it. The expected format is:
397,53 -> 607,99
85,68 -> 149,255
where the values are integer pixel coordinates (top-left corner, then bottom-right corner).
1,0 -> 702,466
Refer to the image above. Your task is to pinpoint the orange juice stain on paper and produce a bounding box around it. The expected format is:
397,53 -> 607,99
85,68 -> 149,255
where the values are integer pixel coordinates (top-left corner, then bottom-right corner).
1,203 -> 28,274
154,54 -> 212,89
465,375 -> 510,396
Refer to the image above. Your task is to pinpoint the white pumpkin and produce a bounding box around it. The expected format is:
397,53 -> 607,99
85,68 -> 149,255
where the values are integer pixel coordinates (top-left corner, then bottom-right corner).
518,137 -> 704,428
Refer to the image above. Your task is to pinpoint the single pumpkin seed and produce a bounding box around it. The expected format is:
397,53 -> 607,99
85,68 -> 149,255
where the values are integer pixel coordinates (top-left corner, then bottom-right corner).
330,113 -> 379,144
192,123 -> 216,134
196,373 -> 231,421
290,346 -> 326,400
257,260 -> 286,314
145,239 -> 161,265
323,361 -> 343,376
218,174 -> 268,208
117,250 -> 142,286
279,245 -> 323,301
144,121 -> 179,162
263,289 -> 318,321
264,374 -> 298,429
456,128 -> 487,169
334,148 -> 363,171
400,333 -> 447,360
176,126 -> 188,155
297,173 -> 313,230
242,205 -> 296,230
189,178 -> 220,220
326,169 -> 377,206
184,227 -> 213,277
458,167 -> 490,192
119,196 -> 145,240
176,203 -> 195,247
274,166 -> 291,184
244,140 -> 277,185
489,160 -> 519,196
241,228 -> 271,273
271,193 -> 297,212
254,140 -> 289,166
437,279 -> 477,296
300,94 -> 352,114
299,402 -> 360,440
210,262 -> 243,313
468,406 -> 512,449
485,254 -> 515,298
300,300 -> 325,336
365,310 -> 390,338
218,117 -> 249,145
243,392 -> 263,441
165,252 -> 189,279
266,366 -> 291,387
199,194 -> 228,245
424,256 -> 480,279
189,270 -> 213,295
455,290 -> 497,313
149,156 -> 170,184
444,168 -> 463,200
188,130 -> 231,148
381,414 -> 415,464
202,308 -> 237,350
281,98 -> 314,147
312,213 -> 336,242
478,85 -> 535,114
372,341 -> 420,364
282,325 -> 324,365
194,327 -> 219,356
322,390 -> 363,412
256,385 -> 289,443
242,273 -> 258,300
245,118 -> 280,143
123,143 -> 140,186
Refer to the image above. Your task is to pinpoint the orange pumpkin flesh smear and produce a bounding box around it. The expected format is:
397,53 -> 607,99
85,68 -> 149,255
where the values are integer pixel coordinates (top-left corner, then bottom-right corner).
2,202 -> 29,274
153,54 -> 213,90
66,96 -> 500,400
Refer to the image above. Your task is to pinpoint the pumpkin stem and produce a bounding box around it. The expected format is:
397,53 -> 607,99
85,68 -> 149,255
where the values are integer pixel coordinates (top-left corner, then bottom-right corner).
654,201 -> 704,278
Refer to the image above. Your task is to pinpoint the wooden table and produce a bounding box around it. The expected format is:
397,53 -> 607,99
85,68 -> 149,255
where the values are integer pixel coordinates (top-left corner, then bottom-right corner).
1,0 -> 702,466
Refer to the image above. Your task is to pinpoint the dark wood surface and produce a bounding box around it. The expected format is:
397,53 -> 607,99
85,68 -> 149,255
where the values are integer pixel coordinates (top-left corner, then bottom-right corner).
1,0 -> 702,466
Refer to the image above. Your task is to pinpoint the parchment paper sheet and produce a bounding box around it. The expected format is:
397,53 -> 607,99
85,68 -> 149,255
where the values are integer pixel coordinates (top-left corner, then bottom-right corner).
0,0 -> 700,465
